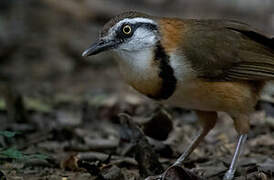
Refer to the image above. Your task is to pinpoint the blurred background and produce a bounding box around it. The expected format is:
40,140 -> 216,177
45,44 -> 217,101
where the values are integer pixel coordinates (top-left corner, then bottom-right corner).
0,0 -> 274,179
0,0 -> 273,98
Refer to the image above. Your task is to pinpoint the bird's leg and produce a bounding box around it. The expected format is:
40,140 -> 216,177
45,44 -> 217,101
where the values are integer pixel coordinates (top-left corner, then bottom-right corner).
174,110 -> 217,166
223,113 -> 250,180
223,134 -> 247,180
145,111 -> 217,180
173,129 -> 208,165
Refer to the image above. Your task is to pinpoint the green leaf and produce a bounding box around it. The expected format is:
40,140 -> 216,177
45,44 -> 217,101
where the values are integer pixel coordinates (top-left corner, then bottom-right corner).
27,153 -> 48,160
0,148 -> 49,162
25,97 -> 52,113
0,131 -> 17,138
0,98 -> 6,110
0,148 -> 24,159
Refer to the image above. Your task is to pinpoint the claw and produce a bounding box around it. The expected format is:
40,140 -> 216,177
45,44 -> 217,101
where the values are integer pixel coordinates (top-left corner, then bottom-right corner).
145,165 -> 205,180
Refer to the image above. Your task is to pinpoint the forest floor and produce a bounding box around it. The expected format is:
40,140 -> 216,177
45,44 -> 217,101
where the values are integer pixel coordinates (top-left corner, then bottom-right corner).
0,0 -> 274,179
0,64 -> 274,180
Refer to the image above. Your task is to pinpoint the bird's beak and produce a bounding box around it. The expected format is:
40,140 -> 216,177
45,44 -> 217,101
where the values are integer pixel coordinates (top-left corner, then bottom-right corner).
82,39 -> 117,57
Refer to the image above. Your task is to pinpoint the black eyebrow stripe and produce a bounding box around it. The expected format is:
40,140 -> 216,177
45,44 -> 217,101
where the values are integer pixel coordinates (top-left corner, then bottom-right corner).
133,22 -> 158,31
115,22 -> 158,40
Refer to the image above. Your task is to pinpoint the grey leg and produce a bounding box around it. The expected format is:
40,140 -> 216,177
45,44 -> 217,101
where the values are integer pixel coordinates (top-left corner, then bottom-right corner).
223,134 -> 247,180
145,111 -> 217,180
173,130 -> 206,166
173,111 -> 217,166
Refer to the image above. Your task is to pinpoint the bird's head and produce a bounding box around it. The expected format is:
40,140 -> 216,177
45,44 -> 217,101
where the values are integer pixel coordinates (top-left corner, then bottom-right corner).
82,11 -> 160,57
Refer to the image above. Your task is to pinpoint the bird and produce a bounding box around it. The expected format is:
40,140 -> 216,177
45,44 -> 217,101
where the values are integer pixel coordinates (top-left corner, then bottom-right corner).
82,11 -> 274,180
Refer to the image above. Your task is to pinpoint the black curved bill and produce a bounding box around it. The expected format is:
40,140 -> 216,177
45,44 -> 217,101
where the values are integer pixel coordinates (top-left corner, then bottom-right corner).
82,39 -> 117,57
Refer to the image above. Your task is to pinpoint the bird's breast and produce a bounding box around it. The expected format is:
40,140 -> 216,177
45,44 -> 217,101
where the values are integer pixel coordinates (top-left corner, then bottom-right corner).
115,49 -> 194,100
115,48 -> 164,98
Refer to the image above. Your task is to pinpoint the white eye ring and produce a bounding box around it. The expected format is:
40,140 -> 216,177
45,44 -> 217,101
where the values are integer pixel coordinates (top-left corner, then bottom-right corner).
122,25 -> 132,35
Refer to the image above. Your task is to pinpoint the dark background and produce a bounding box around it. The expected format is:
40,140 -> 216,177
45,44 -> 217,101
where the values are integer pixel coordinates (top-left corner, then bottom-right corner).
0,0 -> 273,98
0,0 -> 273,179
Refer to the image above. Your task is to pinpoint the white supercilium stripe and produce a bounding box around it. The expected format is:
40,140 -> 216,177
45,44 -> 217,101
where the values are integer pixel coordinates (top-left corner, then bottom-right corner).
109,18 -> 157,35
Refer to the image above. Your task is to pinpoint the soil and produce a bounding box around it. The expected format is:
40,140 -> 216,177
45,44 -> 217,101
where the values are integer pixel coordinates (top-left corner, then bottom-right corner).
0,0 -> 273,179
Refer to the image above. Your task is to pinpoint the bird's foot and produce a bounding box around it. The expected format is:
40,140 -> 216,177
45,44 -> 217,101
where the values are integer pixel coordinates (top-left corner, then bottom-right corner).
223,169 -> 235,180
144,165 -> 178,180
145,165 -> 206,180
145,174 -> 163,180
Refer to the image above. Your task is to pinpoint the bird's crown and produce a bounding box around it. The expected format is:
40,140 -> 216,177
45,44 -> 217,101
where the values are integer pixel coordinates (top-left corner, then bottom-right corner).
82,11 -> 160,56
100,11 -> 153,37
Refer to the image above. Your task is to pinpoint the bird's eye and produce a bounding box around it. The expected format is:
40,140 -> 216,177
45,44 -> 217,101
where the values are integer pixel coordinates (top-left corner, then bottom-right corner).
122,25 -> 132,35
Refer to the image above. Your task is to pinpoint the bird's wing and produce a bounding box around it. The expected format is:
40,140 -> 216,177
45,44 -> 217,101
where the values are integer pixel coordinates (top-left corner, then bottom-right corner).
181,20 -> 274,81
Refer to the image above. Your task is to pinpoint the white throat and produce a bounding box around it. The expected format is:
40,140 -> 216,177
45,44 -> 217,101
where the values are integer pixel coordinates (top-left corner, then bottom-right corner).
114,48 -> 156,82
115,48 -> 153,71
